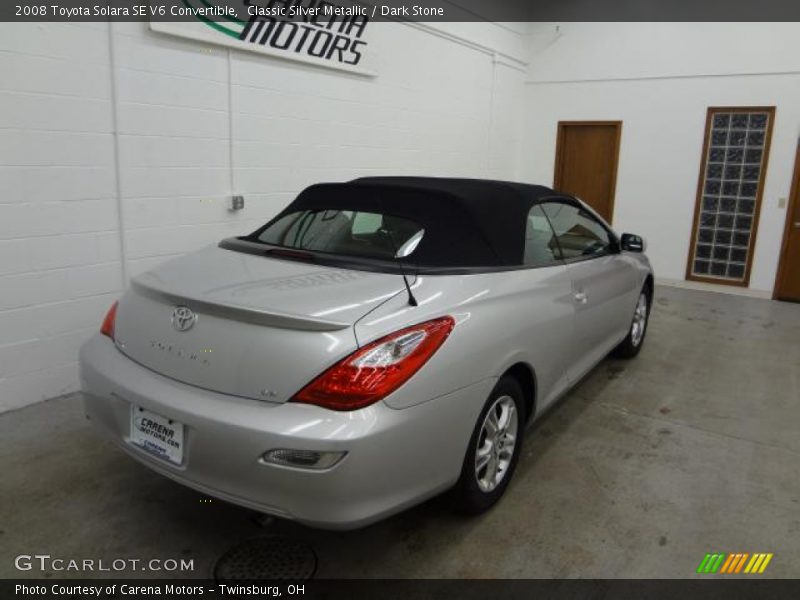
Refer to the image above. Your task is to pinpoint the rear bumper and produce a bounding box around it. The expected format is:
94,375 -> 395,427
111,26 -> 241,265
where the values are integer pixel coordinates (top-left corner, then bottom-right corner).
79,334 -> 492,529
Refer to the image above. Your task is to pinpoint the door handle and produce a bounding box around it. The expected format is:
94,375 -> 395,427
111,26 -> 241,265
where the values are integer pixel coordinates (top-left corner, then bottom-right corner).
574,291 -> 588,304
794,221 -> 800,228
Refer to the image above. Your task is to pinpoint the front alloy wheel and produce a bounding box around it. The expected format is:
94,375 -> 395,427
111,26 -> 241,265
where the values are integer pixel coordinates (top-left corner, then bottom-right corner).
630,292 -> 648,348
612,286 -> 651,358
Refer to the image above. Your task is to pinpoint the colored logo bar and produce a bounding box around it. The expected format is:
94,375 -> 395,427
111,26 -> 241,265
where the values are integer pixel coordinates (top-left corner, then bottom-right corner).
696,552 -> 773,574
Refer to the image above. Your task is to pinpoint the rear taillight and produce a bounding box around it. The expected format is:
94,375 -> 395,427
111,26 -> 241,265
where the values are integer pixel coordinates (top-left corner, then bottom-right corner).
100,301 -> 119,340
292,316 -> 455,411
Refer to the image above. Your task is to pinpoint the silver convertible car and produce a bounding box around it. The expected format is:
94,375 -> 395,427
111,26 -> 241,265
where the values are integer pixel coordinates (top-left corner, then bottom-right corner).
80,177 -> 653,529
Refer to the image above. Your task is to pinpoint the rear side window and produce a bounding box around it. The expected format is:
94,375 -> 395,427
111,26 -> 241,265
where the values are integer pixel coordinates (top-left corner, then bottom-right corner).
257,210 -> 424,260
524,205 -> 561,266
540,202 -> 613,260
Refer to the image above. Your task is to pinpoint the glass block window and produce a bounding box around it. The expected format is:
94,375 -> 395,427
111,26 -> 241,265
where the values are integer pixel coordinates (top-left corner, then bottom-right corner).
688,108 -> 774,284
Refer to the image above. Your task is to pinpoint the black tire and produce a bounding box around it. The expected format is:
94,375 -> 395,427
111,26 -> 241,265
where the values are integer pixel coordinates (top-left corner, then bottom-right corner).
449,376 -> 525,515
612,285 -> 651,359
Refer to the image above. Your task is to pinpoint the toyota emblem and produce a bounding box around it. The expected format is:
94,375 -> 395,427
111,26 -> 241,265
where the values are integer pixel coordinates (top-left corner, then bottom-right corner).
171,306 -> 197,332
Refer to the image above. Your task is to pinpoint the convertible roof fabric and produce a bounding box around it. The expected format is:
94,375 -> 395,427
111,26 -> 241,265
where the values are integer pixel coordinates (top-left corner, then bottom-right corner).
263,177 -> 557,267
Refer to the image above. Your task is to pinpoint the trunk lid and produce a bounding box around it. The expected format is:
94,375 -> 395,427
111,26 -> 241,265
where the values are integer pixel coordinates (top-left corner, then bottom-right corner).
113,245 -> 404,402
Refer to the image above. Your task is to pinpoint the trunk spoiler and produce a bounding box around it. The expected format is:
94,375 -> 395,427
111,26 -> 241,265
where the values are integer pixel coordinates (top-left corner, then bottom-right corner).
130,279 -> 351,332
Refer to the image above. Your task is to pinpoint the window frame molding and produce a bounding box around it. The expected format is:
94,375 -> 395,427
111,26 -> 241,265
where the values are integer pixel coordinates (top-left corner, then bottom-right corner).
523,203 -> 563,267
537,197 -> 620,264
685,106 -> 776,287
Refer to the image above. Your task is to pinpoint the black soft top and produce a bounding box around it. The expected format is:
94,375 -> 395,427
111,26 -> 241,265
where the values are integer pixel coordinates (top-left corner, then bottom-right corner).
263,177 -> 557,268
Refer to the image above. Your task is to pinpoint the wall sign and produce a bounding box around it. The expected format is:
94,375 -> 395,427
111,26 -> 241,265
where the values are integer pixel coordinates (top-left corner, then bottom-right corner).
150,0 -> 375,76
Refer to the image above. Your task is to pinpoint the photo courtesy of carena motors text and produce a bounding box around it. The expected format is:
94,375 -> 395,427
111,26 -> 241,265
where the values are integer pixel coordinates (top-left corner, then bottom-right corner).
1,0 -> 800,598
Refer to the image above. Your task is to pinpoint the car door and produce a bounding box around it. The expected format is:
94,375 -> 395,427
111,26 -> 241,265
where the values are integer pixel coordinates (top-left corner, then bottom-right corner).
517,204 -> 575,410
541,199 -> 637,381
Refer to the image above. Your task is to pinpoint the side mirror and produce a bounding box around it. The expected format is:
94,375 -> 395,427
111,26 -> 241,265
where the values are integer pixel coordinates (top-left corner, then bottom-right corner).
621,233 -> 646,252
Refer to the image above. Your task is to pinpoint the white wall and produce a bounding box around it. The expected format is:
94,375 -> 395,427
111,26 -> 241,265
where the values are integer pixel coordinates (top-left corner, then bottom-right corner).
0,23 -> 123,413
5,21 -> 797,412
0,20 -> 527,412
522,23 -> 800,291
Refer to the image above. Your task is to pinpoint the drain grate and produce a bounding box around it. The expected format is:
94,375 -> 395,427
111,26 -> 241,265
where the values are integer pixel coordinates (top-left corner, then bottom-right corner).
214,535 -> 317,581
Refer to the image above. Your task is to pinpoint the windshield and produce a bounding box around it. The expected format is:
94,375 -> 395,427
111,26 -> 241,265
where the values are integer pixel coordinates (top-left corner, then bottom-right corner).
256,210 -> 425,260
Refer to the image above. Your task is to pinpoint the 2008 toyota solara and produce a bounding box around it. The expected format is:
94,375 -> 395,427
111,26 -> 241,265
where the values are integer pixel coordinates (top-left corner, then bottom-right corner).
80,177 -> 653,529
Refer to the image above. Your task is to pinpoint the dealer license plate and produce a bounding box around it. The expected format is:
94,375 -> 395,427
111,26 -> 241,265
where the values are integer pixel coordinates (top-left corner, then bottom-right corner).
130,406 -> 184,465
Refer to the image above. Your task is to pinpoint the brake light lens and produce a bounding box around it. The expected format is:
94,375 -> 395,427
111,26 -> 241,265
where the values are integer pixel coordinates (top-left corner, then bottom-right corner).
292,316 -> 455,411
100,301 -> 119,340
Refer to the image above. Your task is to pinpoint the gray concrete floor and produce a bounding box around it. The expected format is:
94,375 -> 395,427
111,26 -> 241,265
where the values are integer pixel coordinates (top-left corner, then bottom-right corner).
1,285 -> 799,579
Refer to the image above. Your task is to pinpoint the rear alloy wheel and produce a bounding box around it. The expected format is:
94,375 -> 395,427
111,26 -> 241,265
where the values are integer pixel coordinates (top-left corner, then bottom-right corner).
450,376 -> 524,514
612,287 -> 650,358
475,395 -> 518,493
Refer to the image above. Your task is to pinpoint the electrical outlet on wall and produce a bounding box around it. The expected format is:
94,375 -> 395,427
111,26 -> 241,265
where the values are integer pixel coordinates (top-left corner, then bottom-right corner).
230,195 -> 244,211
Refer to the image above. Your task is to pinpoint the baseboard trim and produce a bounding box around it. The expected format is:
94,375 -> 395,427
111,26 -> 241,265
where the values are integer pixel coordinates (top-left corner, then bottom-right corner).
657,277 -> 772,299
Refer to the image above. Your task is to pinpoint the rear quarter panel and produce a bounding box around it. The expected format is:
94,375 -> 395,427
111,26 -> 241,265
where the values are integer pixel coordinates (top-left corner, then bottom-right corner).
356,265 -> 575,413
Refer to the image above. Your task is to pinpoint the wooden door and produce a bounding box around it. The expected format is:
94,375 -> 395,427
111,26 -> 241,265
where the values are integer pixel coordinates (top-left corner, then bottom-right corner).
553,121 -> 622,223
774,141 -> 800,301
